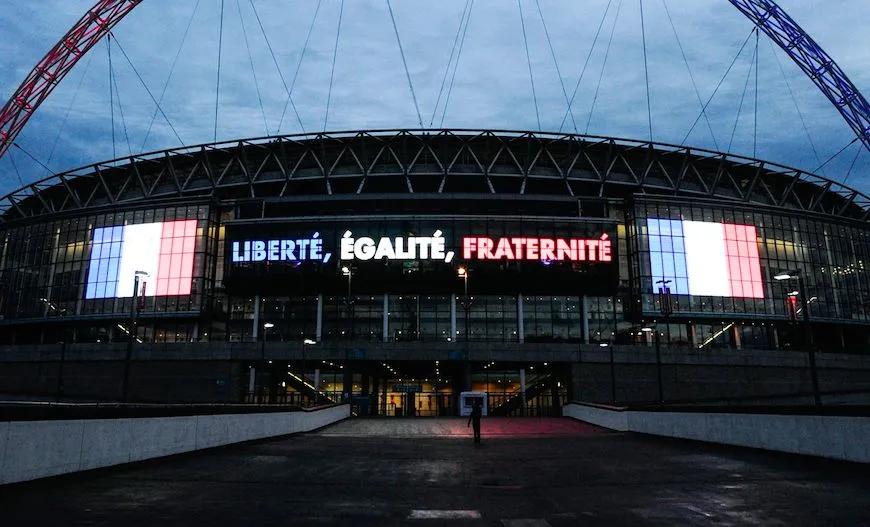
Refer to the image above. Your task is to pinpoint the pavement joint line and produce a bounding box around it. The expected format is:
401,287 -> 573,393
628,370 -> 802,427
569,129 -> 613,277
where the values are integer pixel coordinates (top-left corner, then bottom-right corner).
407,510 -> 482,520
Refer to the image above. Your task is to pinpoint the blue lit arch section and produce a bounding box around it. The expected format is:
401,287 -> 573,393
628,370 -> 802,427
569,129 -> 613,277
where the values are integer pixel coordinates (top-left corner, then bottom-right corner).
0,0 -> 867,166
727,0 -> 870,152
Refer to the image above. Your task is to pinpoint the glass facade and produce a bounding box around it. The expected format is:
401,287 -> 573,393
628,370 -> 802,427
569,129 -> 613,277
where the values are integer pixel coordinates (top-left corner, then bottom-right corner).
630,199 -> 870,321
2,198 -> 870,351
0,204 -> 216,343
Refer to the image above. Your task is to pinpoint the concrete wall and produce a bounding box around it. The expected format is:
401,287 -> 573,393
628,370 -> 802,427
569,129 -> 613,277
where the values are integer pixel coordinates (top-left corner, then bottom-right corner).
3,342 -> 870,404
0,404 -> 349,485
564,403 -> 870,463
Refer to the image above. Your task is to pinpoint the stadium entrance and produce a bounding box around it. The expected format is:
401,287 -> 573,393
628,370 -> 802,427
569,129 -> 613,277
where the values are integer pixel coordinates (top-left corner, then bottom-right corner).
243,359 -> 570,417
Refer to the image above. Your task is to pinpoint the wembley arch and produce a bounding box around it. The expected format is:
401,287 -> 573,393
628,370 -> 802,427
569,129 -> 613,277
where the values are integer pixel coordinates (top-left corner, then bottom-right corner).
1,0 -> 868,162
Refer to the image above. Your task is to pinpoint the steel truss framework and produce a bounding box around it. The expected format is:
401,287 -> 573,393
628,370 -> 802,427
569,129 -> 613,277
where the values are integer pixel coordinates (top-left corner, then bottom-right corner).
1,129 -> 868,226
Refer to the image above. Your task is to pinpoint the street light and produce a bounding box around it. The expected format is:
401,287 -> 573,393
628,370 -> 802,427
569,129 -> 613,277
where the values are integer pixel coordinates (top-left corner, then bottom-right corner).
457,266 -> 472,342
641,326 -> 664,403
774,269 -> 820,405
302,338 -> 317,405
342,265 -> 354,339
649,278 -> 673,404
122,270 -> 149,403
42,297 -> 69,402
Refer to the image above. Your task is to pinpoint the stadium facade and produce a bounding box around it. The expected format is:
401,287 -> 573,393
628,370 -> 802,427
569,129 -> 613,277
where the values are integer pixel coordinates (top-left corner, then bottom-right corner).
2,130 -> 869,411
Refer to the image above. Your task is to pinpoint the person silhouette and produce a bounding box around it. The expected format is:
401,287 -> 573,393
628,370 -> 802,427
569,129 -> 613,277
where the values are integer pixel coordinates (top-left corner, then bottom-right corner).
467,400 -> 482,444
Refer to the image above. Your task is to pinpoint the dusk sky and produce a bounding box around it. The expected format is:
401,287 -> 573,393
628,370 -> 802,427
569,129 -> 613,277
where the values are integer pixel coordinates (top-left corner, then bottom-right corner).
0,0 -> 868,197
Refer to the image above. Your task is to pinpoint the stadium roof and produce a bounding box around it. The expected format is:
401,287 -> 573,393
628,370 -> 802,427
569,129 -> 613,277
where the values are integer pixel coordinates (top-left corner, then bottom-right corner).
1,129 -> 868,225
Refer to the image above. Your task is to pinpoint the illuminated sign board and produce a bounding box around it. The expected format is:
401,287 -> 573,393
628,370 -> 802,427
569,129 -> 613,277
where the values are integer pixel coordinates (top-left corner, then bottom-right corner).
231,232 -> 332,263
229,229 -> 614,265
339,230 -> 455,262
224,222 -> 618,295
647,218 -> 763,298
461,234 -> 612,261
85,220 -> 196,299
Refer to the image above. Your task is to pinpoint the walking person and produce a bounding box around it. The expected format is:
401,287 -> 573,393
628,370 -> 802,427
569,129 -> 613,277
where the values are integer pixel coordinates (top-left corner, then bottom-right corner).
467,400 -> 482,444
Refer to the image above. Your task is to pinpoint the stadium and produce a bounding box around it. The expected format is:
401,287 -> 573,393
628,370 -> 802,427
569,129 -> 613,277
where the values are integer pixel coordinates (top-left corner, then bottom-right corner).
2,128 -> 870,412
1,1 -> 870,413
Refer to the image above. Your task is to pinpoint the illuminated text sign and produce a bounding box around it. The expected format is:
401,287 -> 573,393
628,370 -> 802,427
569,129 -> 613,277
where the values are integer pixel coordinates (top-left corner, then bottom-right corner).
340,230 -> 456,262
461,234 -> 612,262
232,232 -> 332,263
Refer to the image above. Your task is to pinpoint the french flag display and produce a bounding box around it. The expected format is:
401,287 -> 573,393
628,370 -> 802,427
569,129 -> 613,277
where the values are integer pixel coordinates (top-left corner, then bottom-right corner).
85,220 -> 197,299
647,218 -> 763,299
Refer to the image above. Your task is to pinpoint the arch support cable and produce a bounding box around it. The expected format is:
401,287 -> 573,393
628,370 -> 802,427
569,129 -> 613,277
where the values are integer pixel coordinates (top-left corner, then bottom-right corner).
2,0 -> 869,169
728,0 -> 870,153
0,0 -> 142,159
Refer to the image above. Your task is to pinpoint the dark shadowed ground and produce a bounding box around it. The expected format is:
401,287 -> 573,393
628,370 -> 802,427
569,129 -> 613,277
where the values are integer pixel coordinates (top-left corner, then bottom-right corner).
2,417 -> 869,526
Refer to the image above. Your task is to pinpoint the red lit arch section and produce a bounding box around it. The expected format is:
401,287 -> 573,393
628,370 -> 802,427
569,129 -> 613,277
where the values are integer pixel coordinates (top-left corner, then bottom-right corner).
0,0 -> 141,159
1,0 -> 867,165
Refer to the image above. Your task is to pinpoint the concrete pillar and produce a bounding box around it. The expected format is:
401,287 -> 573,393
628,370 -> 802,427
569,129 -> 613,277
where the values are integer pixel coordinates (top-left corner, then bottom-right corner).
582,295 -> 590,344
517,294 -> 524,343
550,373 -> 560,415
771,325 -> 780,350
313,368 -> 321,403
569,361 -> 582,401
686,323 -> 697,348
247,367 -> 255,399
252,295 -> 261,340
383,294 -> 389,343
450,294 -> 457,342
371,377 -> 380,416
381,379 -> 387,416
519,368 -> 527,413
360,374 -> 370,416
315,294 -> 323,342
731,324 -> 742,350
342,369 -> 352,403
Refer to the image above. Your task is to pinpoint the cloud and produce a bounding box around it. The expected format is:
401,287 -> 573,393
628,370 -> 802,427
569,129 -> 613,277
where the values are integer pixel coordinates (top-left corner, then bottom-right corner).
0,0 -> 868,197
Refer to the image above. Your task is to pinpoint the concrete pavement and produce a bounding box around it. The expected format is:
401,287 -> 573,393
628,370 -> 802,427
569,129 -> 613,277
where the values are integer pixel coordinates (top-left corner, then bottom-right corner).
1,417 -> 869,525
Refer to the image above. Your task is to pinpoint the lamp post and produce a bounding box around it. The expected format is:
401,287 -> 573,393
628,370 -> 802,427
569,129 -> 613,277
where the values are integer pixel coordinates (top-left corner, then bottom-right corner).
122,270 -> 149,403
260,322 -> 275,403
303,338 -> 315,405
774,270 -> 821,405
650,279 -> 672,404
601,342 -> 616,404
342,266 -> 354,340
43,298 -> 68,403
642,326 -> 664,403
457,266 -> 472,342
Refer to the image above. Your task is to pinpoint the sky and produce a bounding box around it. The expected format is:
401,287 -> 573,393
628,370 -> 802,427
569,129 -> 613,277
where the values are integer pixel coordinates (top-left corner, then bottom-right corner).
0,0 -> 868,198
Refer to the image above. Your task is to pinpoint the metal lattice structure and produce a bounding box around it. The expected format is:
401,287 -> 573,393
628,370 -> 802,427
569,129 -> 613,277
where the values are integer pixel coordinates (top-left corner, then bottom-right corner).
0,0 -> 141,159
727,0 -> 870,152
1,130 -> 868,225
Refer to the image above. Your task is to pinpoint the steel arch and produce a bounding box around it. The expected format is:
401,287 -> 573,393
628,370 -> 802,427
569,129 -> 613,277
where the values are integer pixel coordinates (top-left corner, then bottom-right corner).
0,0 -> 868,165
727,0 -> 870,152
0,0 -> 141,159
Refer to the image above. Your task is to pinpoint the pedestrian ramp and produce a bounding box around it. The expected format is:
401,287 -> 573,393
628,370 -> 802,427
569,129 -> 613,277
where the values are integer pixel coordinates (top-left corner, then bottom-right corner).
316,417 -> 607,438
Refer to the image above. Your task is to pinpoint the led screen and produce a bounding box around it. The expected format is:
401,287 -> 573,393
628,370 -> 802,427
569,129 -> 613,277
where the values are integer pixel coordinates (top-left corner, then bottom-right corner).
85,220 -> 197,299
647,218 -> 763,298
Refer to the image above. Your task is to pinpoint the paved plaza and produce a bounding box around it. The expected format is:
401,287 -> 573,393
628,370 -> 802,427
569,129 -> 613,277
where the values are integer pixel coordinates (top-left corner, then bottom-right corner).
2,417 -> 870,526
